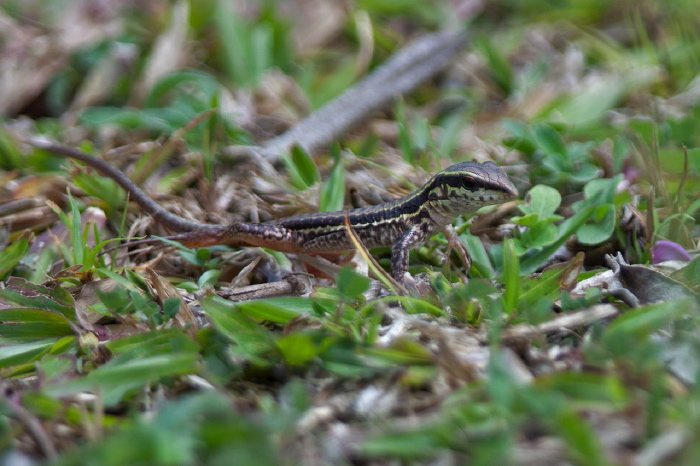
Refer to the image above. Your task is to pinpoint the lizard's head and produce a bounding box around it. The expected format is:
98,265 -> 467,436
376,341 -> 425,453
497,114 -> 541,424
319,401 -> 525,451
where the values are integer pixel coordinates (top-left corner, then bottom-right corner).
423,161 -> 518,221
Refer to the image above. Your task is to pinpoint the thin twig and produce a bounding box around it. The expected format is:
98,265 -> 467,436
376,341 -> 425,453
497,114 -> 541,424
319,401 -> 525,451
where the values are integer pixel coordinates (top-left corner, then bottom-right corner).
254,29 -> 469,162
497,304 -> 620,344
7,397 -> 58,459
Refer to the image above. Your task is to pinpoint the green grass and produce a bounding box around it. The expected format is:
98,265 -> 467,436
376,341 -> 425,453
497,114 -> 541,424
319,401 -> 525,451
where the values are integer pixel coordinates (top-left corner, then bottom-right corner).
1,0 -> 700,464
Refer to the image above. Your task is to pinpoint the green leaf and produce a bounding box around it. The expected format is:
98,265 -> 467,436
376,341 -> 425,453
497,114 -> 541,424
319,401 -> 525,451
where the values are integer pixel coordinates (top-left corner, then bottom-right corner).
67,191 -> 86,266
197,269 -> 221,288
477,35 -> 513,95
0,233 -> 31,279
533,124 -> 567,159
45,352 -> 201,406
502,239 -> 520,315
276,332 -> 321,366
363,338 -> 432,365
72,172 -> 126,215
201,296 -> 275,356
396,98 -> 414,164
576,204 -> 615,245
603,299 -> 693,345
336,266 -> 370,300
319,145 -> 346,213
215,0 -> 278,88
236,300 -> 301,324
0,279 -> 77,324
582,176 -> 620,205
79,107 -> 174,133
105,329 -> 200,356
283,145 -> 320,190
517,221 -> 559,250
462,233 -> 494,279
0,308 -> 75,343
145,71 -> 220,109
555,407 -> 606,464
0,339 -> 60,368
553,77 -> 627,129
519,206 -> 596,275
306,59 -> 358,109
536,372 -> 627,406
519,254 -> 583,308
519,185 -> 562,217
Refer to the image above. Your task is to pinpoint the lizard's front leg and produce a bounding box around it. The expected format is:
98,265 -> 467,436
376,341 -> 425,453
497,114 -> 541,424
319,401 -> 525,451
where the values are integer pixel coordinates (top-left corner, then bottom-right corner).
390,222 -> 433,283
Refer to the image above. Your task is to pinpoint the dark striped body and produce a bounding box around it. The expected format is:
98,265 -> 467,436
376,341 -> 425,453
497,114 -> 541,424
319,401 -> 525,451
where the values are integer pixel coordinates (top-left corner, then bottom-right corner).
212,161 -> 518,281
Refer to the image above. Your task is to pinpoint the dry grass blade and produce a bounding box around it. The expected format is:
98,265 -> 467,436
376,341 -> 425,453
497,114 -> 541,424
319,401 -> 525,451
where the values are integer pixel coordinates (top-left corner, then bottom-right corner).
343,212 -> 406,294
145,268 -> 198,337
498,304 -> 620,344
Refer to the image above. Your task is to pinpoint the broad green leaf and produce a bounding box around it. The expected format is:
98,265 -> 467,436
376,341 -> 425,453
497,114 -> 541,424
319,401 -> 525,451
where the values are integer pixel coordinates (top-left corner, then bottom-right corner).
576,204 -> 615,245
105,329 -> 200,356
0,339 -> 59,368
502,118 -> 537,155
201,296 -> 275,356
307,60 -> 357,109
603,299 -> 694,344
72,172 -> 126,214
519,185 -> 562,217
569,163 -> 600,184
371,296 -> 445,317
533,124 -> 567,159
336,266 -> 371,300
45,352 -> 201,406
582,176 -> 621,205
0,308 -> 75,343
520,206 -> 596,275
517,221 -> 558,250
197,269 -> 221,287
235,300 -> 301,324
671,255 -> 700,293
519,253 -> 584,308
145,71 -> 220,109
0,233 -> 31,279
276,332 -> 321,366
37,353 -> 76,382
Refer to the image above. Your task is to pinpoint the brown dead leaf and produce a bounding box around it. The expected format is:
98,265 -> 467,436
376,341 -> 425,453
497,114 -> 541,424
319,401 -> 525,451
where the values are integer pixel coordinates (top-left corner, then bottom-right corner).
74,278 -> 119,326
145,267 -> 198,336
